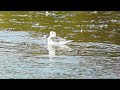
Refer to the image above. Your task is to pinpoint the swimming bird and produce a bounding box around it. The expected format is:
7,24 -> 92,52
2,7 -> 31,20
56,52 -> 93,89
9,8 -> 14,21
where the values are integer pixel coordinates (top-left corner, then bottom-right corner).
45,11 -> 56,17
47,31 -> 72,45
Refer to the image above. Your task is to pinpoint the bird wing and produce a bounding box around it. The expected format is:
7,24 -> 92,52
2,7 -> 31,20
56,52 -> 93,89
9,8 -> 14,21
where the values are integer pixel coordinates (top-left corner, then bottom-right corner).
51,36 -> 65,42
51,36 -> 73,45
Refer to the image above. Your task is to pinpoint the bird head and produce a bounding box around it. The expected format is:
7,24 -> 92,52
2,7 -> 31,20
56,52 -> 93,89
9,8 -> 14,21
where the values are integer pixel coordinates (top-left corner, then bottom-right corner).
50,31 -> 56,37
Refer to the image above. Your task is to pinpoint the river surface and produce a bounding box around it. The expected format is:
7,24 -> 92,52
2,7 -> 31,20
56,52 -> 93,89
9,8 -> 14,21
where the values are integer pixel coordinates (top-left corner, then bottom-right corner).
0,11 -> 120,79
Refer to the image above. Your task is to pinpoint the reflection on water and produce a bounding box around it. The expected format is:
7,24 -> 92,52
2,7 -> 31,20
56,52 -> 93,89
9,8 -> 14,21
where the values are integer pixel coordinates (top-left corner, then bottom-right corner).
48,44 -> 73,62
0,11 -> 120,79
48,45 -> 56,62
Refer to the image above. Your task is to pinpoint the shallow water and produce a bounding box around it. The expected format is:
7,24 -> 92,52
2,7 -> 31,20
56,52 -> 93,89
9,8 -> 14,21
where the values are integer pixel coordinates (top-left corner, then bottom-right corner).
0,11 -> 120,79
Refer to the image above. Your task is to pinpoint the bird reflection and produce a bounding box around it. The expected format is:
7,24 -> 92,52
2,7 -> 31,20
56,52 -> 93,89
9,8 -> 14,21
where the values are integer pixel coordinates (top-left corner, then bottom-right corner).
47,44 -> 72,62
47,45 -> 55,62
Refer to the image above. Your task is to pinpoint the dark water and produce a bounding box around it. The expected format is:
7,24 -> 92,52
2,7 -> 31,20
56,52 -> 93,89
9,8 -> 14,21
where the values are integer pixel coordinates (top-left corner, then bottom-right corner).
0,11 -> 120,79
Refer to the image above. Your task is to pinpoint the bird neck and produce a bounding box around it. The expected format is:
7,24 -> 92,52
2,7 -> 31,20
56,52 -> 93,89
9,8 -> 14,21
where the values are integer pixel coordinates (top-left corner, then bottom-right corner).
48,36 -> 53,43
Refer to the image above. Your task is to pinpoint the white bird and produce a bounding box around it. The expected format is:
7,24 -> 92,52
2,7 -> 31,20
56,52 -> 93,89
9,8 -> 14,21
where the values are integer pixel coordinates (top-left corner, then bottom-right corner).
46,31 -> 73,61
47,31 -> 72,45
45,11 -> 56,17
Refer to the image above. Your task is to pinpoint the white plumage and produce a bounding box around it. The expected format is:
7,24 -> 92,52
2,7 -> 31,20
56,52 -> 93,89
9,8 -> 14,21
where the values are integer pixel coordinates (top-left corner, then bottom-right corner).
47,31 -> 72,45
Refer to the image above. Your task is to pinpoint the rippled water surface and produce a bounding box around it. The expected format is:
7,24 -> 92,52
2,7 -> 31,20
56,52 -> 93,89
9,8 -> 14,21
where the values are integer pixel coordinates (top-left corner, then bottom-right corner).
0,11 -> 120,79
